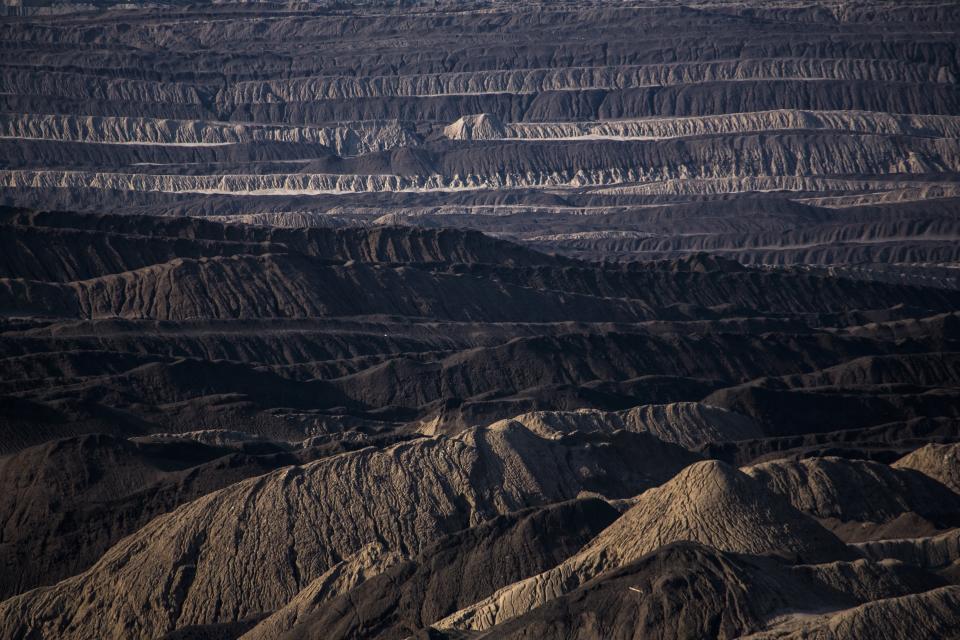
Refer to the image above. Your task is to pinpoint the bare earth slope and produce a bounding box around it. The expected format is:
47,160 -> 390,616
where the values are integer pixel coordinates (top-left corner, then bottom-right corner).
745,456 -> 960,541
434,543 -> 949,640
2,2 -> 960,639
243,498 -> 620,640
0,423 -> 696,640
894,443 -> 960,494
436,460 -> 853,632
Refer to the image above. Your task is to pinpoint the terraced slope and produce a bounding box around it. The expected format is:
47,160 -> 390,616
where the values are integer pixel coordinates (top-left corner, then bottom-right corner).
3,3 -> 960,640
1,0 -> 959,284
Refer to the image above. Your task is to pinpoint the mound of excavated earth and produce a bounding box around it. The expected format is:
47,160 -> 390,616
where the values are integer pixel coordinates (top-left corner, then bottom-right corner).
0,423 -> 696,640
488,402 -> 763,449
427,543 -> 947,640
0,430 -> 412,598
745,456 -> 960,541
435,460 -> 853,632
740,586 -> 960,640
894,443 -> 960,494
243,498 -> 620,640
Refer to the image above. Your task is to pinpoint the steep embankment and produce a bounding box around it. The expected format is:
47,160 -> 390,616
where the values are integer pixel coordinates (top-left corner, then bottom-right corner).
487,402 -> 763,449
894,443 -> 960,494
440,543 -> 947,640
0,422 -> 697,640
437,460 -> 851,632
241,498 -> 620,640
745,457 -> 960,540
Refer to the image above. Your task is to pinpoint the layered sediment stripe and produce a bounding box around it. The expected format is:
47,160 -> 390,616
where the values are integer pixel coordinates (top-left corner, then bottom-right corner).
446,111 -> 960,141
6,111 -> 959,154
17,59 -> 948,110
0,69 -> 208,104
3,170 -> 955,197
225,59 -> 954,102
0,114 -> 420,156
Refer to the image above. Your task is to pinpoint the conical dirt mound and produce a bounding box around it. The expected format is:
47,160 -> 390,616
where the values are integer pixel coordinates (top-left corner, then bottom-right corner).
438,460 -> 851,631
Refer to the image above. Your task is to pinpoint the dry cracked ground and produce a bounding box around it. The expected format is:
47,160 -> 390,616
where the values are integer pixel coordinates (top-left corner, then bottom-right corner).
1,1 -> 960,639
